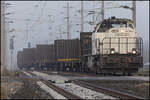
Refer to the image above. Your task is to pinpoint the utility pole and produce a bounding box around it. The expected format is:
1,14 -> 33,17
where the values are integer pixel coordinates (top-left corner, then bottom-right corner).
63,3 -> 73,39
28,42 -> 31,48
119,1 -> 136,27
81,0 -> 84,32
67,2 -> 70,39
1,1 -> 5,73
59,28 -> 62,39
25,19 -> 30,48
132,0 -> 136,28
10,37 -> 14,71
26,22 -> 30,48
101,0 -> 104,21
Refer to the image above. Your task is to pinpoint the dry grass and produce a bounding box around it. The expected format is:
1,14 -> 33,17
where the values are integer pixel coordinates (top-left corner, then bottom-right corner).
134,69 -> 149,76
1,83 -> 8,99
1,85 -> 6,99
136,83 -> 149,89
135,82 -> 149,98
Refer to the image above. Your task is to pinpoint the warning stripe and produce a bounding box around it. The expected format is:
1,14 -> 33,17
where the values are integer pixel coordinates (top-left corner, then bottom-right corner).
57,58 -> 80,61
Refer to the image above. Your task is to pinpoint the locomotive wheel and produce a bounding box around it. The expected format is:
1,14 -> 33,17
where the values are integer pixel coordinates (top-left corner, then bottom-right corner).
113,72 -> 116,75
123,73 -> 126,76
128,73 -> 132,76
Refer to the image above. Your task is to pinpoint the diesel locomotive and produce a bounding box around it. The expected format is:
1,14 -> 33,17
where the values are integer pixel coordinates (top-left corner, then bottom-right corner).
81,17 -> 143,75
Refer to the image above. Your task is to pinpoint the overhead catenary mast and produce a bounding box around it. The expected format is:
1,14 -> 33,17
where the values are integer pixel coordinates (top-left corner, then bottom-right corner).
132,0 -> 136,28
67,2 -> 70,39
81,0 -> 84,32
1,1 -> 5,73
101,0 -> 104,21
25,19 -> 31,48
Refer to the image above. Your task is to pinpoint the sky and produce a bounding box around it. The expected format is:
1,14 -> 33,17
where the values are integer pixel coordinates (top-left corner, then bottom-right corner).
4,1 -> 149,70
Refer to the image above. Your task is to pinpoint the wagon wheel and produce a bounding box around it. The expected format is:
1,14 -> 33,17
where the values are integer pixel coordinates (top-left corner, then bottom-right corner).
85,61 -> 90,73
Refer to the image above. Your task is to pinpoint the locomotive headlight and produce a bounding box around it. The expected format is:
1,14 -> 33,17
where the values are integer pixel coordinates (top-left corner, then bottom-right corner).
110,48 -> 115,54
111,50 -> 115,54
132,50 -> 136,54
132,48 -> 137,54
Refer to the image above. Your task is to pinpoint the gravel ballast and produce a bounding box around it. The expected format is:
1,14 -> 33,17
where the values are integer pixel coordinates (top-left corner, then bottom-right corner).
36,81 -> 66,99
81,80 -> 149,99
55,83 -> 116,99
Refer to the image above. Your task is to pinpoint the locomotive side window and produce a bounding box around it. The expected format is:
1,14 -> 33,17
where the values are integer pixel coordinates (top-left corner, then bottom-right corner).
128,24 -> 134,29
97,23 -> 113,32
111,24 -> 120,28
120,23 -> 127,28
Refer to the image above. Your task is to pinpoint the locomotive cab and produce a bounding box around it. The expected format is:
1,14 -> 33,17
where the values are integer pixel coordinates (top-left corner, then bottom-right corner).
86,17 -> 143,75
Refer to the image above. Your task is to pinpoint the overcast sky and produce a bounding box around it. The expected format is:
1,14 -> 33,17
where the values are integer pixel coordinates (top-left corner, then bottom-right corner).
5,1 -> 149,70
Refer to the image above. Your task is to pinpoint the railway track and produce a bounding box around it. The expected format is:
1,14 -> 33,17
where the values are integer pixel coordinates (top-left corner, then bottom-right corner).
73,80 -> 145,99
22,71 -> 81,99
42,80 -> 82,99
21,70 -> 147,99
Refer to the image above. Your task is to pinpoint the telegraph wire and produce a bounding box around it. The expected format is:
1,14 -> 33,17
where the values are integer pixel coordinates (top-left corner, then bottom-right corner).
29,1 -> 47,30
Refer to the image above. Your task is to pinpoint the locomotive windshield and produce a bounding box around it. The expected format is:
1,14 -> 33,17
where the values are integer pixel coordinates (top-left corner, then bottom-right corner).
97,21 -> 127,32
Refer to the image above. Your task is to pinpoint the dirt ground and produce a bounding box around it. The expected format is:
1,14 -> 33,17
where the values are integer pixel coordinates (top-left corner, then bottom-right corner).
1,70 -> 21,99
9,79 -> 51,99
1,77 -> 23,99
1,72 -> 52,99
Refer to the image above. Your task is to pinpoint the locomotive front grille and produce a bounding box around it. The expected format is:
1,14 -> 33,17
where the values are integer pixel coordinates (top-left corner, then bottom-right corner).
120,58 -> 127,63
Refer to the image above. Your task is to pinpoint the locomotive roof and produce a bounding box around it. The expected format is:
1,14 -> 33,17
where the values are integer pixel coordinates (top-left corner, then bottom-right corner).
96,17 -> 133,25
104,18 -> 133,22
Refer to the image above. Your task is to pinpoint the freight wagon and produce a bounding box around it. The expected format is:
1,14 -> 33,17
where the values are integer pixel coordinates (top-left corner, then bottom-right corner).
35,44 -> 56,70
55,39 -> 80,72
17,51 -> 23,69
21,48 -> 35,69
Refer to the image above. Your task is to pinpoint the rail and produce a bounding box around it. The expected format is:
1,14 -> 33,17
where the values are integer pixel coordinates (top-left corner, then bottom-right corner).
24,71 -> 81,99
42,80 -> 82,99
73,80 -> 145,99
